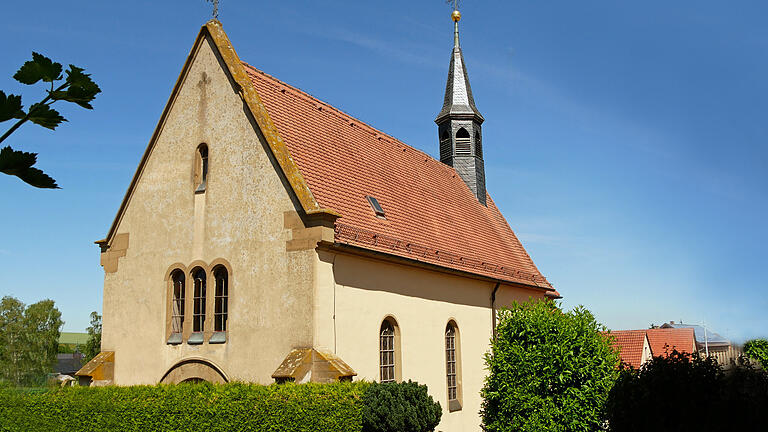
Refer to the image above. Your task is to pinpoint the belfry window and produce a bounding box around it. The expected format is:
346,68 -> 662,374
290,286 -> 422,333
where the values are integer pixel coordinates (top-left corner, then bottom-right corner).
168,270 -> 185,344
455,128 -> 471,155
475,131 -> 482,157
379,318 -> 400,383
212,266 -> 228,341
194,144 -> 209,193
189,268 -> 206,344
440,129 -> 451,161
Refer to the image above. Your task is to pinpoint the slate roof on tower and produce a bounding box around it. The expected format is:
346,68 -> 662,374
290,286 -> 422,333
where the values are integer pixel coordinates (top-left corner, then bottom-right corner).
243,64 -> 553,291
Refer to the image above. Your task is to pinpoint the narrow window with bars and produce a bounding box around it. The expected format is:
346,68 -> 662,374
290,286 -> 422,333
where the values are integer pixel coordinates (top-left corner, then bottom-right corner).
213,267 -> 228,332
445,323 -> 457,400
380,320 -> 396,383
189,268 -> 206,344
168,270 -> 185,344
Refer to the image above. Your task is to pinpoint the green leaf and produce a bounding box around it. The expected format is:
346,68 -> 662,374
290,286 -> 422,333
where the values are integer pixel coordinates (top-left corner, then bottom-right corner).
27,103 -> 66,130
0,146 -> 59,188
13,52 -> 63,85
0,91 -> 25,123
59,64 -> 101,109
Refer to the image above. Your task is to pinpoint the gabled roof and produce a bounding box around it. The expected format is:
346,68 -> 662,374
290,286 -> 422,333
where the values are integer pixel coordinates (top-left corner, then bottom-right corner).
243,64 -> 552,290
607,330 -> 648,368
646,328 -> 697,356
99,21 -> 553,292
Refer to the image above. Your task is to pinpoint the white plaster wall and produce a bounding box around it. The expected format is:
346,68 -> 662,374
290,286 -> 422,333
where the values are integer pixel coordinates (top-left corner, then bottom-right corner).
320,251 -> 546,432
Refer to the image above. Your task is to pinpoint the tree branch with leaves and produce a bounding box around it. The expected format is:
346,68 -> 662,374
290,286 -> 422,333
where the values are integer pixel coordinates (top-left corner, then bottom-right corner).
0,52 -> 100,189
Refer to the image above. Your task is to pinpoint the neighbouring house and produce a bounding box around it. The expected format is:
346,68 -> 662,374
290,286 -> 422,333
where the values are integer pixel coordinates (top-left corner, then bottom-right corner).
77,15 -> 558,431
661,321 -> 742,366
608,327 -> 696,368
55,353 -> 84,376
607,330 -> 652,369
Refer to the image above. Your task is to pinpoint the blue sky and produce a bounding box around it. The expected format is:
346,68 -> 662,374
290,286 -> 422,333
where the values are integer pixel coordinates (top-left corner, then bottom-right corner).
1,1 -> 766,342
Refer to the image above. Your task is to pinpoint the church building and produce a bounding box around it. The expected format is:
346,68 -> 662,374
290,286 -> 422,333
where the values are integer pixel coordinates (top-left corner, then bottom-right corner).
79,13 -> 558,431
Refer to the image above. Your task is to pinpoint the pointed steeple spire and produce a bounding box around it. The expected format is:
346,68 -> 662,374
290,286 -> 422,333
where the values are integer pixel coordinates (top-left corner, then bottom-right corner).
435,10 -> 484,124
435,9 -> 487,205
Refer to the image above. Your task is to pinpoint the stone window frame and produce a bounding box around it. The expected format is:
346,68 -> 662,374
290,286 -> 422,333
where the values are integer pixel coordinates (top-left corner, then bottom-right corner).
164,259 -> 233,345
211,264 -> 228,343
189,266 -> 207,344
194,143 -> 209,194
167,269 -> 186,345
379,315 -> 402,383
445,319 -> 463,412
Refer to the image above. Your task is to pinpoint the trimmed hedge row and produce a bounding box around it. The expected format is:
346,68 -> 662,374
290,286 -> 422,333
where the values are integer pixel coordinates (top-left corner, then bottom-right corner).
0,382 -> 369,432
0,380 -> 442,432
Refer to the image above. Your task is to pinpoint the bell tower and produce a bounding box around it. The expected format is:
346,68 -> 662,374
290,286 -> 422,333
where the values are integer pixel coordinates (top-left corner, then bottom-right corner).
435,9 -> 487,205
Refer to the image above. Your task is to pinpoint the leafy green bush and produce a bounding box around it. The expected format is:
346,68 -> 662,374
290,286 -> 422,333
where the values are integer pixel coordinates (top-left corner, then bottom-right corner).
605,350 -> 768,431
0,381 -> 369,432
481,299 -> 620,432
361,381 -> 441,432
744,338 -> 768,369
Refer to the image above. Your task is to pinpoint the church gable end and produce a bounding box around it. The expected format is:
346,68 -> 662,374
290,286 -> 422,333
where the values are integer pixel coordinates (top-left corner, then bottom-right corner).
97,23 -> 329,385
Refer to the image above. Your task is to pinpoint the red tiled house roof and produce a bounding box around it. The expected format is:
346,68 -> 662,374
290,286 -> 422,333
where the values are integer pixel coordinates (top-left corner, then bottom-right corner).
243,64 -> 553,291
607,330 -> 647,369
646,328 -> 696,357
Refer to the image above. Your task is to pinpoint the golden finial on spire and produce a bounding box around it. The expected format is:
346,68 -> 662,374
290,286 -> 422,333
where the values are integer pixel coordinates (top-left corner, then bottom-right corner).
452,10 -> 461,22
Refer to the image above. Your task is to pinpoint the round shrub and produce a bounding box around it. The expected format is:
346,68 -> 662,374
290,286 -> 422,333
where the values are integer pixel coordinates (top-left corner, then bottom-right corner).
361,381 -> 442,432
481,299 -> 620,432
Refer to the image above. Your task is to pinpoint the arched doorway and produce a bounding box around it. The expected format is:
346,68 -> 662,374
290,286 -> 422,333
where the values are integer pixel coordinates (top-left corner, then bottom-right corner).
160,358 -> 228,384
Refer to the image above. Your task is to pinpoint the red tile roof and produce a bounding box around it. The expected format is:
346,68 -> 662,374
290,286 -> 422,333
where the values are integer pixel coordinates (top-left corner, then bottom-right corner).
607,330 -> 647,369
646,328 -> 696,357
243,63 -> 553,291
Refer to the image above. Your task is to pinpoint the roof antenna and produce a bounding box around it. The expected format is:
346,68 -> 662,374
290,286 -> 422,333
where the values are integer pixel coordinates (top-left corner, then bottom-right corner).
206,0 -> 219,20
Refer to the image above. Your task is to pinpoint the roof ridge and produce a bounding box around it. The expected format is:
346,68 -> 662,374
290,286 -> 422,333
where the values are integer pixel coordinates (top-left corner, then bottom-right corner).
241,62 -> 454,174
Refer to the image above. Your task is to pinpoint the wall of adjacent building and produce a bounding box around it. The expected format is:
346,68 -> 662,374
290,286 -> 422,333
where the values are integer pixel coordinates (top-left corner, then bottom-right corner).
314,250 -> 547,432
100,34 -> 316,385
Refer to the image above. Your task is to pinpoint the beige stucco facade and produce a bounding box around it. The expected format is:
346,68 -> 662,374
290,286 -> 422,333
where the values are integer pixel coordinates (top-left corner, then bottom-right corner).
95,24 -> 551,432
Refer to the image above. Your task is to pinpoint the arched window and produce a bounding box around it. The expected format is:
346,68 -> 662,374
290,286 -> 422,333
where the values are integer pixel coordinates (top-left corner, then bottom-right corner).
213,266 -> 228,333
168,270 -> 185,344
455,127 -> 471,155
189,268 -> 206,344
194,144 -> 209,193
445,321 -> 462,411
380,318 -> 400,383
475,131 -> 482,157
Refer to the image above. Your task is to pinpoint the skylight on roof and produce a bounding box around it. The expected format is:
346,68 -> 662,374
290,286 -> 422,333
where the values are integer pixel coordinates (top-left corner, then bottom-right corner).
366,196 -> 386,219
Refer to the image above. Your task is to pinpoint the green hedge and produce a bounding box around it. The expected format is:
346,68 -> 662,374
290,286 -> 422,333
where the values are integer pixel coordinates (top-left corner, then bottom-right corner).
0,382 -> 369,432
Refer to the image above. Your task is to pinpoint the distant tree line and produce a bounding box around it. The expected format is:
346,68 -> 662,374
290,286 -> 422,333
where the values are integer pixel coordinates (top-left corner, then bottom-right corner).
0,296 -> 62,386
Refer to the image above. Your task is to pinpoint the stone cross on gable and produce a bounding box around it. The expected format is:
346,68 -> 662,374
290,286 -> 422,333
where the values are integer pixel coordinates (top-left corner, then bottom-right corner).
206,0 -> 219,19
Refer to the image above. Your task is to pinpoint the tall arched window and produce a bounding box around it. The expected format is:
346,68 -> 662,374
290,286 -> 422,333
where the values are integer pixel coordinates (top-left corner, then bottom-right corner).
213,266 -> 228,333
189,268 -> 206,344
168,270 -> 185,344
380,318 -> 400,383
194,144 -> 209,193
475,131 -> 482,157
445,321 -> 463,411
455,127 -> 471,155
